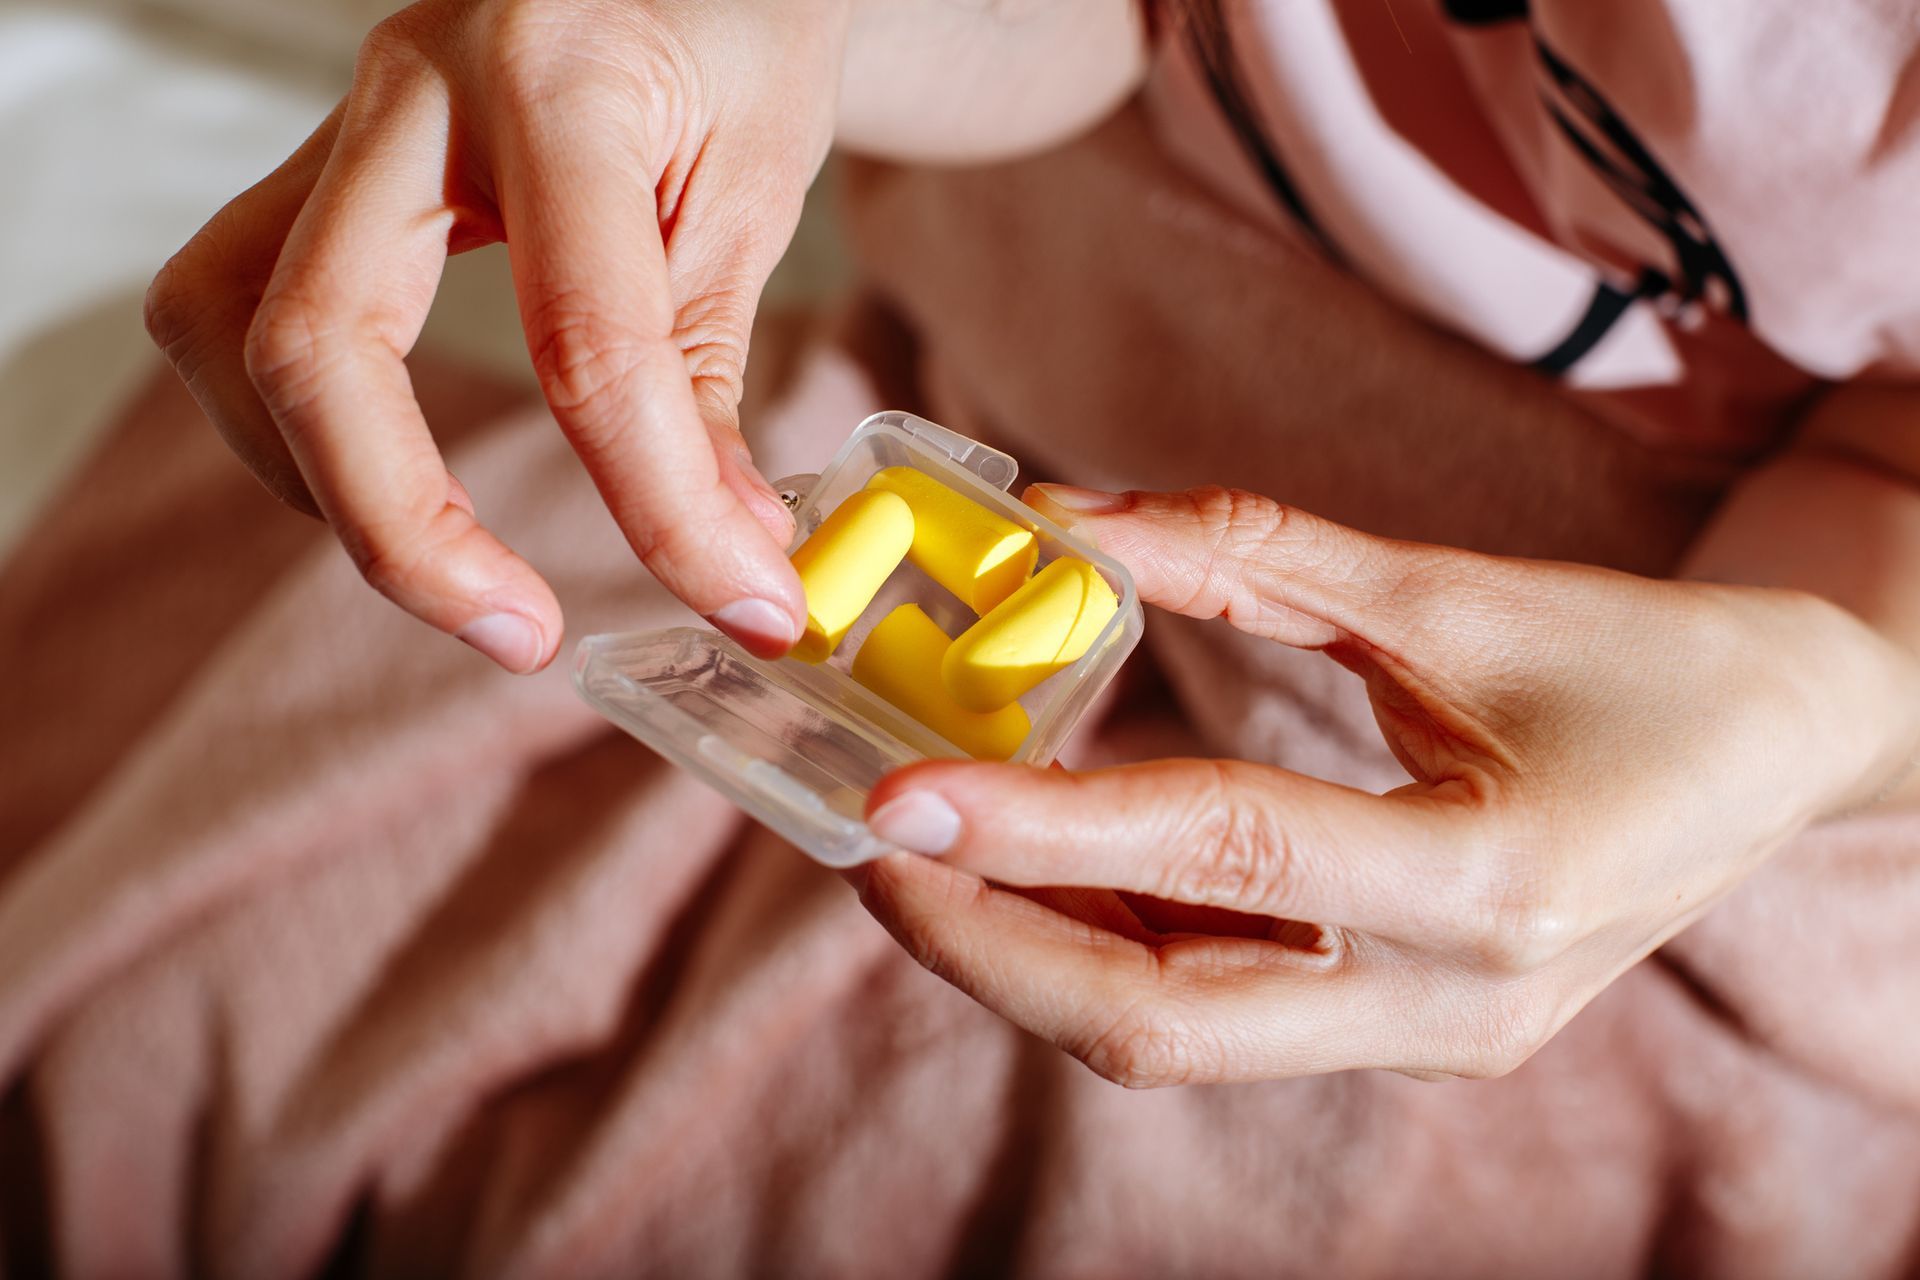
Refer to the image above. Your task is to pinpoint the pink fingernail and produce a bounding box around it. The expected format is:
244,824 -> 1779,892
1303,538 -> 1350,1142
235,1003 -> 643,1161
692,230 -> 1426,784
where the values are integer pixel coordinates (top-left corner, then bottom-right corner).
1031,484 -> 1127,513
711,597 -> 798,656
867,791 -> 962,855
457,612 -> 545,674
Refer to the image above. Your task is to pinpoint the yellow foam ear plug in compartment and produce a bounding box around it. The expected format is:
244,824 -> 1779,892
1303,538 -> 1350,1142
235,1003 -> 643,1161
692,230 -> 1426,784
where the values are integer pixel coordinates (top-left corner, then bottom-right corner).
851,605 -> 1031,761
941,557 -> 1119,712
788,488 -> 915,663
866,467 -> 1037,613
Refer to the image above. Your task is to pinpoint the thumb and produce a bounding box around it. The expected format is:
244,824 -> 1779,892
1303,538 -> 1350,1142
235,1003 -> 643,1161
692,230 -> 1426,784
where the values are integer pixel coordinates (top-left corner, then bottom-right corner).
696,393 -> 798,547
1025,484 -> 1474,657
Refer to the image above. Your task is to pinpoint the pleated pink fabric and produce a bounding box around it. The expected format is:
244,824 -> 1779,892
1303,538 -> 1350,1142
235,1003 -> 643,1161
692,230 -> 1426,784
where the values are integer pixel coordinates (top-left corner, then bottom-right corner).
2,94 -> 1917,1278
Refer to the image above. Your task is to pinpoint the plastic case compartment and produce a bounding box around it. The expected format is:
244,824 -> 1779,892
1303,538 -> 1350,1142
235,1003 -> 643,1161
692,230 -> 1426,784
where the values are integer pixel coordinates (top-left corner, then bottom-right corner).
573,411 -> 1144,866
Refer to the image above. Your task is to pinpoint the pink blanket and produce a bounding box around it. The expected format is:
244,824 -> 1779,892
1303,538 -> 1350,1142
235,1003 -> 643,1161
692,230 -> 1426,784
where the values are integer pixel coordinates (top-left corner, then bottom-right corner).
3,106 -> 1918,1278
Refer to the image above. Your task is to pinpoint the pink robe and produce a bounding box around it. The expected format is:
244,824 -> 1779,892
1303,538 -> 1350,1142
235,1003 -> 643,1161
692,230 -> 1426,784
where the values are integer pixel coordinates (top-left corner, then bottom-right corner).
4,6 -> 1919,1273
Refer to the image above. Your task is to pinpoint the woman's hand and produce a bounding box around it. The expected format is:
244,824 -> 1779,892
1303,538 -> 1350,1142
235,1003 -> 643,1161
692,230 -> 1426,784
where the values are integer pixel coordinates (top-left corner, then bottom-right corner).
143,0 -> 850,670
856,485 -> 1920,1086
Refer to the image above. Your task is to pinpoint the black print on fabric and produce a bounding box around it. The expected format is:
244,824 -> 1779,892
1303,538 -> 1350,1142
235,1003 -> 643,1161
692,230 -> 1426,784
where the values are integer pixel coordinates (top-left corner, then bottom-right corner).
1440,0 -> 1532,26
1189,0 -> 1750,376
1182,0 -> 1350,267
1534,40 -> 1749,323
1439,0 -> 1751,373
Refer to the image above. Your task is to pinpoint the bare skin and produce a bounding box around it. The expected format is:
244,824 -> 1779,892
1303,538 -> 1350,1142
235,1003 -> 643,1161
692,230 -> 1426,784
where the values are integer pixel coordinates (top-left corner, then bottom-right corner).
859,469 -> 1920,1085
141,0 -> 1143,670
147,0 -> 1920,1085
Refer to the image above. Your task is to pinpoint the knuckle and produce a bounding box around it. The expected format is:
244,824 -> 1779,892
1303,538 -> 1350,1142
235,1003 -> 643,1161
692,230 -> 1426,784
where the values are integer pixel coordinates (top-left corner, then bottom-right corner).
484,0 -> 578,72
243,294 -> 329,402
1176,486 -> 1303,622
1451,986 -> 1555,1079
355,14 -> 418,70
1076,1002 -> 1211,1090
1449,821 -> 1581,976
1488,903 -> 1576,974
1185,486 -> 1295,553
142,255 -> 194,352
1469,865 -> 1580,976
1161,763 -> 1297,914
674,290 -> 753,401
356,5 -> 477,78
485,1 -> 689,116
145,247 -> 246,379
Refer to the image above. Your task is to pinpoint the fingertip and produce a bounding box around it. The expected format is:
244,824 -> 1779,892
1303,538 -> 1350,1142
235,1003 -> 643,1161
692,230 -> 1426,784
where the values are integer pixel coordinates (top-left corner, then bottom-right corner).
864,759 -> 1054,859
866,789 -> 963,856
522,606 -> 564,673
621,490 -> 803,658
454,604 -> 558,675
455,611 -> 543,673
425,523 -> 563,675
864,758 -> 979,817
1024,486 -> 1103,546
709,595 -> 800,659
1024,483 -> 1130,517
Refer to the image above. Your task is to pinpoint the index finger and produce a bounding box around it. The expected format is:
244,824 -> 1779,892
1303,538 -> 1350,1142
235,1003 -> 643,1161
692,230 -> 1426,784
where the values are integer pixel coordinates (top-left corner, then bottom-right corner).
1025,484 -> 1457,655
494,102 -> 806,658
865,757 -> 1477,944
245,73 -> 562,674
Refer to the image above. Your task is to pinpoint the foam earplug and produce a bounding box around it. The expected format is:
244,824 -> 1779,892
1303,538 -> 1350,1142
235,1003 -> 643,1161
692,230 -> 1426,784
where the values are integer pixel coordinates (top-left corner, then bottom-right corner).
941,556 -> 1118,712
866,467 -> 1037,613
852,604 -> 1031,761
788,487 -> 915,663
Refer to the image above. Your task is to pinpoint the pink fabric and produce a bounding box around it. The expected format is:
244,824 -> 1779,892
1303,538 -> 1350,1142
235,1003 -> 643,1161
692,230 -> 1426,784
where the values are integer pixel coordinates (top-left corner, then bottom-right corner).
1144,0 -> 1920,452
2,106 -> 1918,1276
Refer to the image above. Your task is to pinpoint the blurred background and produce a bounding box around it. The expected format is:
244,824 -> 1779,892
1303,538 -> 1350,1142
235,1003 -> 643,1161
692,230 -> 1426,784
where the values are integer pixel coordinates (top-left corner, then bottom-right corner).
0,0 -> 848,557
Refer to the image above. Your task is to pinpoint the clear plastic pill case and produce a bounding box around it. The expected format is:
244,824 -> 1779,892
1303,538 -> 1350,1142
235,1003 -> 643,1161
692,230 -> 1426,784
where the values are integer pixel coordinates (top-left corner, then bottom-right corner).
573,411 -> 1145,867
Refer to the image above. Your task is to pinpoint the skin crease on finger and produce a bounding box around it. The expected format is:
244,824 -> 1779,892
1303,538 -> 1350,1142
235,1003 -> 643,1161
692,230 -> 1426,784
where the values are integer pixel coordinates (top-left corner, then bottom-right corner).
148,0 -> 877,671
151,0 -> 1920,1084
147,0 -> 1153,667
856,481 -> 1920,1083
144,106 -> 348,515
478,0 -> 839,648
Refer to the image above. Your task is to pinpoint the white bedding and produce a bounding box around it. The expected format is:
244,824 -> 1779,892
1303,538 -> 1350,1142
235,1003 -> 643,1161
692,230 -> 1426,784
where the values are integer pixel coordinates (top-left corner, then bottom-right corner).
0,1 -> 341,550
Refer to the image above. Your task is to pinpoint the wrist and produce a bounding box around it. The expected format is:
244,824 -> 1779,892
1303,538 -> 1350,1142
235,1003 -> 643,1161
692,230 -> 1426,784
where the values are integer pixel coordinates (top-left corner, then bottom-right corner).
1753,585 -> 1920,817
1677,417 -> 1920,817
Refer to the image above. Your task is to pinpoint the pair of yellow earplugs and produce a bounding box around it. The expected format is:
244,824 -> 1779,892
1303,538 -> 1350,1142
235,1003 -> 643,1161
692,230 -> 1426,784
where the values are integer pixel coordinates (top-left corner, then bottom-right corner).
786,466 -> 1119,760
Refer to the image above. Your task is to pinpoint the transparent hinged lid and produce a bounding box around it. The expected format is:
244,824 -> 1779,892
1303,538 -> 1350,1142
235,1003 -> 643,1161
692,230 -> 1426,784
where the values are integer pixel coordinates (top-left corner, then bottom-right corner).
573,411 -> 1144,867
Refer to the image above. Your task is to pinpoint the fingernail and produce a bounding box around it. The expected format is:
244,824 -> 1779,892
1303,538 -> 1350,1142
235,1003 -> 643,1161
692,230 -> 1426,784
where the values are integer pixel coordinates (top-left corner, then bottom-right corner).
711,597 -> 798,655
867,791 -> 962,855
457,612 -> 545,674
1031,484 -> 1127,514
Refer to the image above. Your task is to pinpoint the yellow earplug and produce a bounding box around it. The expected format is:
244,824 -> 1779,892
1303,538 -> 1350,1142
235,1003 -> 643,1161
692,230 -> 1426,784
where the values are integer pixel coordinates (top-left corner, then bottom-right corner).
941,556 -> 1119,712
788,488 -> 915,663
851,604 -> 1031,761
866,467 -> 1037,613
